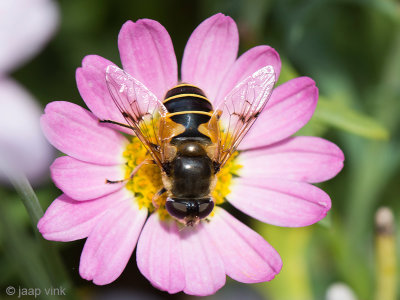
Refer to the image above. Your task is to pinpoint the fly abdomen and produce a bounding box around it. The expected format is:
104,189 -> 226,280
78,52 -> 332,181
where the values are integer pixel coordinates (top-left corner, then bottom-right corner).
164,83 -> 212,113
164,84 -> 208,101
169,112 -> 211,140
163,84 -> 213,143
164,96 -> 212,113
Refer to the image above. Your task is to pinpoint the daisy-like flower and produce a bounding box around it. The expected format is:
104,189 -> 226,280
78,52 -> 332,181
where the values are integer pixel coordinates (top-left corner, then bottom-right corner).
38,14 -> 344,296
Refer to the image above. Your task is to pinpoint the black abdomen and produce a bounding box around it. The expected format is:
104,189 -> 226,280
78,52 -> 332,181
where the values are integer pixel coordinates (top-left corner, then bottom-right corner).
164,84 -> 213,142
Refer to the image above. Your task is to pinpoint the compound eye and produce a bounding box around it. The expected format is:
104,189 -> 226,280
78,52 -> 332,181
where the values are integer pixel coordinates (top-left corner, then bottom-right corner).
166,198 -> 187,220
198,198 -> 214,219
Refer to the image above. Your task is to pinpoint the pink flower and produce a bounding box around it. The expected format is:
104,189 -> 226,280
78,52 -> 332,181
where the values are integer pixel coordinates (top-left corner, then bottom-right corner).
38,14 -> 344,296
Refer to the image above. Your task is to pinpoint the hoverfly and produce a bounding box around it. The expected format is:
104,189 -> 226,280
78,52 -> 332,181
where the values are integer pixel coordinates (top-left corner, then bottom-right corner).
102,65 -> 275,226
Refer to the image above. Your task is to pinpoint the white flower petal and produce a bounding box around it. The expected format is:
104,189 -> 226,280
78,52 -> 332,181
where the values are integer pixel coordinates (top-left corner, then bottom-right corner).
0,78 -> 53,184
0,0 -> 59,73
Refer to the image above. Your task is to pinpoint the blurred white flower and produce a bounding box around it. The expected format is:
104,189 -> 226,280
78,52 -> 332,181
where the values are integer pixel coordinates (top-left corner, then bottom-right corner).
0,0 -> 59,73
326,283 -> 358,300
0,0 -> 59,184
0,78 -> 54,183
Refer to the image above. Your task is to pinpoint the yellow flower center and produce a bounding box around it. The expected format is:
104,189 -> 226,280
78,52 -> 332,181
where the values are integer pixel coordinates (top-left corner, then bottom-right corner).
212,151 -> 242,205
122,136 -> 242,220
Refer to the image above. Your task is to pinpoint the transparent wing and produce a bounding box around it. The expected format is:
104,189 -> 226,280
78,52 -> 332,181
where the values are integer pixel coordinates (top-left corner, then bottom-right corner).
212,65 -> 276,170
105,65 -> 168,167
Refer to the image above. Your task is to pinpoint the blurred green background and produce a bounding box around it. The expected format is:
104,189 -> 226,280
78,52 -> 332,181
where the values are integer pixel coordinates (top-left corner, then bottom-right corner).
1,0 -> 399,299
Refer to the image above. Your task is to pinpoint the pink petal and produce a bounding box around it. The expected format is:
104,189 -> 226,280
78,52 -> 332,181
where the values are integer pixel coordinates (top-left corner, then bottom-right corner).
179,223 -> 226,296
118,19 -> 178,100
50,156 -> 125,201
79,200 -> 147,285
215,45 -> 281,106
239,77 -> 318,149
181,13 -> 238,100
204,208 -> 282,283
228,178 -> 331,227
75,55 -> 131,134
239,136 -> 344,183
136,214 -> 185,294
0,0 -> 59,73
137,214 -> 225,296
0,78 -> 53,184
41,101 -> 128,165
37,189 -> 131,241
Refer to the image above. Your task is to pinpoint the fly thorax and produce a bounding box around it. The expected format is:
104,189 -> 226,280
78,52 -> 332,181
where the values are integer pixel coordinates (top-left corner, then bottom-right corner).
170,141 -> 214,198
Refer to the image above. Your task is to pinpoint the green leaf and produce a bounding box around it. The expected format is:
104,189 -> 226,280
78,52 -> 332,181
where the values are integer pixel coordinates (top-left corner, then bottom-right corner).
277,58 -> 389,140
314,96 -> 390,140
277,58 -> 299,85
255,222 -> 313,300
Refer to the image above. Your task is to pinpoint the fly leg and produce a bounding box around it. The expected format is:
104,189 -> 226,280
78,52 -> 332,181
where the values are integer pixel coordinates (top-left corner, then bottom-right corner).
105,159 -> 155,184
152,187 -> 167,209
99,119 -> 133,130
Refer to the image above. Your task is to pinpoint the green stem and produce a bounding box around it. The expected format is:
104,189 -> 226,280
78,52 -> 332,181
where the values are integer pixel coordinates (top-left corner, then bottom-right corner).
5,167 -> 44,227
374,208 -> 397,300
0,163 -> 77,300
0,202 -> 54,300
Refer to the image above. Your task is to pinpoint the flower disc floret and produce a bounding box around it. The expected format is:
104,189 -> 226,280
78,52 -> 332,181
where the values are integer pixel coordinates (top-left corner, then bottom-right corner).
123,138 -> 162,211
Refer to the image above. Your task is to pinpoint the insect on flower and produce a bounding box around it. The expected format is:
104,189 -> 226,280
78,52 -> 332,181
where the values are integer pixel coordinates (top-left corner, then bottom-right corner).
38,13 -> 344,296
101,64 -> 275,226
